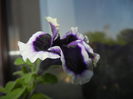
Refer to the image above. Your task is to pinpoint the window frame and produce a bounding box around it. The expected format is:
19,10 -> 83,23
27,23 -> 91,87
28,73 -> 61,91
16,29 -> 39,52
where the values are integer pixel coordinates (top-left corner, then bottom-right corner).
0,0 -> 9,86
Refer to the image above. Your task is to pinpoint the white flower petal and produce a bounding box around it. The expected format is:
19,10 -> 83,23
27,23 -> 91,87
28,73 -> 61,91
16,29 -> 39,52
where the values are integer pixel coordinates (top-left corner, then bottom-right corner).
46,17 -> 59,27
93,53 -> 100,67
82,41 -> 94,54
71,27 -> 78,33
73,70 -> 93,85
18,41 -> 60,63
27,31 -> 47,44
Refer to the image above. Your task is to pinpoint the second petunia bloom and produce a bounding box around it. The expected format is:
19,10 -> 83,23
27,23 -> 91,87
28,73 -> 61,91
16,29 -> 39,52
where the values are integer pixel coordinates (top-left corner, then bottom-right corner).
55,27 -> 100,84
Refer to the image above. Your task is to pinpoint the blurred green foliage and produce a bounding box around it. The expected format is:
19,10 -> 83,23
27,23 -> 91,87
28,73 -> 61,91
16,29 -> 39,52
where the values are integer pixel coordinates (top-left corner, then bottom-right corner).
0,58 -> 57,99
117,29 -> 133,44
85,29 -> 133,45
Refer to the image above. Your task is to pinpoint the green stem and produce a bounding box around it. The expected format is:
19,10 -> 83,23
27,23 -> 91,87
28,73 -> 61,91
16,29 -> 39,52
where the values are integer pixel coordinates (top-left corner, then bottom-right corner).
27,59 -> 41,98
35,59 -> 41,73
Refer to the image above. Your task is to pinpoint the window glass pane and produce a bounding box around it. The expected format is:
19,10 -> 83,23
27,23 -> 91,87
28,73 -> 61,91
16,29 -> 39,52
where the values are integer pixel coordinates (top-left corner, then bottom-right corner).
5,0 -> 133,99
40,0 -> 133,38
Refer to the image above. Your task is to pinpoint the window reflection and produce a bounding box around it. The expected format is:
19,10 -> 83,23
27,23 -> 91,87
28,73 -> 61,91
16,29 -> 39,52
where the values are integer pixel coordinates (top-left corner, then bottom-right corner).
6,0 -> 133,99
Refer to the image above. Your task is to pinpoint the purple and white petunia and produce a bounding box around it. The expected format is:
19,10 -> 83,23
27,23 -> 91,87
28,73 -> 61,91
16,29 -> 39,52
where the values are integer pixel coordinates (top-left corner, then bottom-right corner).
18,17 -> 100,84
57,27 -> 100,84
18,17 -> 60,63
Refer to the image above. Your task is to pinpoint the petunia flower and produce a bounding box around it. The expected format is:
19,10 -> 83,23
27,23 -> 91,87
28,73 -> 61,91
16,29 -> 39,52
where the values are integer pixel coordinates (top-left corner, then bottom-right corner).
18,17 -> 100,84
18,17 -> 61,63
57,27 -> 100,84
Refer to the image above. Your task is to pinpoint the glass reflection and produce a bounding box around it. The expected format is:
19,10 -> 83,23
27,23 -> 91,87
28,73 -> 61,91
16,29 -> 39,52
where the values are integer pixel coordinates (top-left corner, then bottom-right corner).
6,0 -> 133,99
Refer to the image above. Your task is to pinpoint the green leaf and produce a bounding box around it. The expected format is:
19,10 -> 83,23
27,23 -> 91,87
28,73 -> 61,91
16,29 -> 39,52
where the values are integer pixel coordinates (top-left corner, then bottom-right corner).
15,73 -> 34,88
21,65 -> 29,73
5,81 -> 16,93
25,59 -> 33,66
14,58 -> 34,66
34,59 -> 41,64
13,71 -> 23,76
1,87 -> 26,99
0,87 -> 6,93
15,78 -> 24,87
14,57 -> 25,65
30,93 -> 51,99
23,73 -> 33,84
41,73 -> 58,84
0,96 -> 7,99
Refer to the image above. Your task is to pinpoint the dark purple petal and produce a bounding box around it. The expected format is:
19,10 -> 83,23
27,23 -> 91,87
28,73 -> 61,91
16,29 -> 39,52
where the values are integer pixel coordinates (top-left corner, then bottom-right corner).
68,40 -> 100,65
60,30 -> 87,46
52,35 -> 61,46
33,34 -> 52,51
60,32 -> 78,45
68,40 -> 94,58
49,23 -> 59,40
61,43 -> 90,75
60,42 -> 94,84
